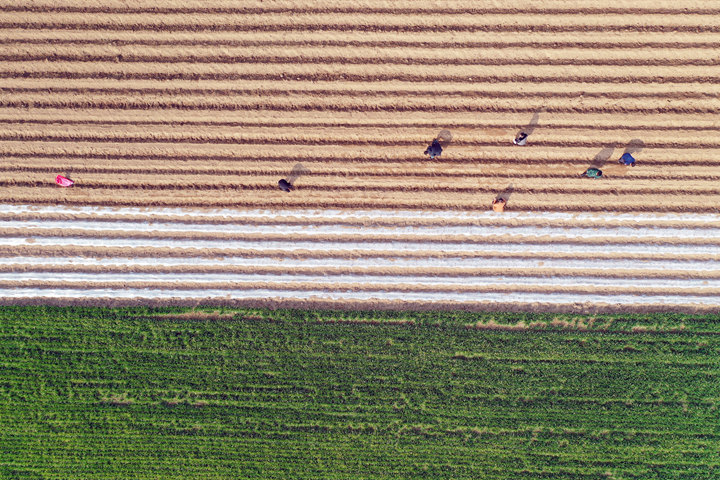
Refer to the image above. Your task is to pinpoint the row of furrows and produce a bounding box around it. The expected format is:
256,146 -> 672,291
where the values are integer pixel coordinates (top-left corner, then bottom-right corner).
0,5 -> 715,217
1,118 -> 719,131
4,5 -> 720,15
7,38 -> 720,49
1,100 -> 715,114
1,179 -> 718,197
6,70 -> 720,84
0,130 -> 717,149
2,165 -> 719,181
4,164 -> 719,180
0,116 -> 712,142
0,20 -> 718,34
3,194 -> 718,213
3,28 -> 720,48
3,52 -> 720,67
5,86 -> 720,99
3,62 -> 720,79
0,150 -> 715,165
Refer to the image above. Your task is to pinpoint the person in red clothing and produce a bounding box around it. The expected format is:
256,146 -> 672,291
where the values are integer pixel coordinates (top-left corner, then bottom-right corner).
55,175 -> 74,187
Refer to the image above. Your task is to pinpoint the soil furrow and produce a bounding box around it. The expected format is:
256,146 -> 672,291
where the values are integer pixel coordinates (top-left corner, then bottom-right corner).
5,38 -> 720,50
4,6 -> 720,15
5,54 -> 720,67
5,71 -> 720,84
2,151 -> 719,167
3,264 -> 719,280
4,179 -> 720,197
2,132 -> 720,151
1,119 -> 720,132
2,165 -> 718,181
2,22 -> 720,34
2,99 -> 715,114
3,86 -> 718,100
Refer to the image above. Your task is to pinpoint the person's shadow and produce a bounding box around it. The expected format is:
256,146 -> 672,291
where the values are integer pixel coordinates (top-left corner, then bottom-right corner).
515,108 -> 542,143
590,146 -> 615,169
495,183 -> 514,203
435,129 -> 453,149
287,163 -> 310,184
623,139 -> 645,156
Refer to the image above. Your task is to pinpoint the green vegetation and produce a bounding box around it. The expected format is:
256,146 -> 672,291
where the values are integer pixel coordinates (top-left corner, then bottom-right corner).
1,306 -> 719,479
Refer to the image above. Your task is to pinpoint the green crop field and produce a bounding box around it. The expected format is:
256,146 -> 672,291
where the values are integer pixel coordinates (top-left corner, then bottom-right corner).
0,307 -> 718,479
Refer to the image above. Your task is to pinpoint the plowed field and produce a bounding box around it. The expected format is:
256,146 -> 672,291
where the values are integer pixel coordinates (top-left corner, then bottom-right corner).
1,0 -> 719,311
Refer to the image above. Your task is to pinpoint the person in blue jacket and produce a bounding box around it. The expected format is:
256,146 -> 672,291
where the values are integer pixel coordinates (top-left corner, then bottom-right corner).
619,152 -> 636,167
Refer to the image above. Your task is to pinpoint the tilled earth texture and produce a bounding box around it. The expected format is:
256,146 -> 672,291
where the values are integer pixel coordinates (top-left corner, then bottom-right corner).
1,0 -> 720,312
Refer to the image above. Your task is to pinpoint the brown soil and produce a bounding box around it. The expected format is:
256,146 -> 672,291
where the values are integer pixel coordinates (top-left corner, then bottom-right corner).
1,0 -> 719,311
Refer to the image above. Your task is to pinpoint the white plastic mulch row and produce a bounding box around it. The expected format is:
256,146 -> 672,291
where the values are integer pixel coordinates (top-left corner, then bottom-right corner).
2,204 -> 720,308
3,272 -> 718,289
0,256 -> 716,271
3,236 -> 718,255
6,219 -> 720,239
6,204 -> 720,224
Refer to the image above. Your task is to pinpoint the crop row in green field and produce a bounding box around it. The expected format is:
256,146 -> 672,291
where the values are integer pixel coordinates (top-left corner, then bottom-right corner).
0,307 -> 718,479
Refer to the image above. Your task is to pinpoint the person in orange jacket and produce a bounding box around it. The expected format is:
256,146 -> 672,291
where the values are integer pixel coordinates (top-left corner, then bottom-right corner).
492,197 -> 506,212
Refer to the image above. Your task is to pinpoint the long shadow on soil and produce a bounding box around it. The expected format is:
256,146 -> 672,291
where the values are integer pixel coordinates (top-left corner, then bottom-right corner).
495,183 -> 515,202
515,108 -> 542,142
287,163 -> 311,184
590,146 -> 615,169
435,129 -> 454,149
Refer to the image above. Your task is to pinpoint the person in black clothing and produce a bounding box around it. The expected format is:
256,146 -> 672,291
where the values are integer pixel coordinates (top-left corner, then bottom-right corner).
424,139 -> 443,159
278,179 -> 293,192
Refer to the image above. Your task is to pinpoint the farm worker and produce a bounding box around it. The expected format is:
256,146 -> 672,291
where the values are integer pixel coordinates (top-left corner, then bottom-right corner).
55,175 -> 74,187
619,152 -> 636,167
580,168 -> 603,179
278,178 -> 293,192
424,139 -> 443,159
513,132 -> 528,146
492,198 -> 506,212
